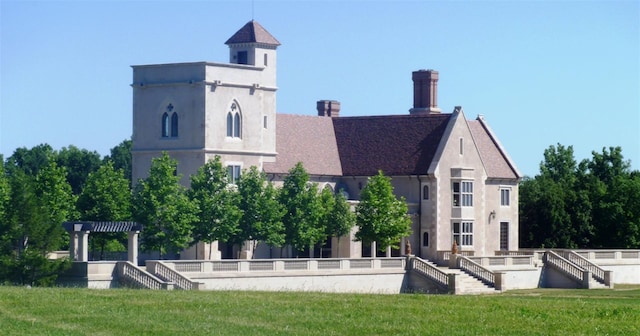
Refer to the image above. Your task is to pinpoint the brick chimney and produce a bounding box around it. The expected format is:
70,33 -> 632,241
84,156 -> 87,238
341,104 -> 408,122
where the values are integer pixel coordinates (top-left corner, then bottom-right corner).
410,69 -> 441,114
317,100 -> 340,117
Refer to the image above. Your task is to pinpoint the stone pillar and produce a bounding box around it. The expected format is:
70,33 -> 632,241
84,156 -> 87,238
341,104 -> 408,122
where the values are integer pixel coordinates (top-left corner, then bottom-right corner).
604,270 -> 613,288
494,272 -> 506,291
448,273 -> 459,294
449,254 -> 459,269
78,231 -> 90,262
583,271 -> 592,289
371,241 -> 377,258
69,231 -> 79,261
386,246 -> 391,258
128,231 -> 139,265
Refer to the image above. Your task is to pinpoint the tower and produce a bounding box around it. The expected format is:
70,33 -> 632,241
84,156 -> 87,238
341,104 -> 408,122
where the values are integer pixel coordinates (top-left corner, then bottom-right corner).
131,21 -> 280,186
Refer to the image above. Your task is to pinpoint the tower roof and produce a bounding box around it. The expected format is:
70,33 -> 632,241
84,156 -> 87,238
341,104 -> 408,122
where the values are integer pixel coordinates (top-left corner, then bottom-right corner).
225,20 -> 281,46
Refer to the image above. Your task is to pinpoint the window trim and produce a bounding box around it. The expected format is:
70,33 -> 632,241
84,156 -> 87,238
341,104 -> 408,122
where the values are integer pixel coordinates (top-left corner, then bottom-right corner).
452,221 -> 473,247
500,188 -> 511,207
452,180 -> 473,207
170,112 -> 178,137
226,164 -> 242,184
422,185 -> 429,200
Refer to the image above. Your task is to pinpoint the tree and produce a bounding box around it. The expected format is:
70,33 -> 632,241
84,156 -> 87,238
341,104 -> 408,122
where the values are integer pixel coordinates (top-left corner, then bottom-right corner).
104,139 -> 132,187
5,144 -> 55,177
77,161 -> 132,258
0,156 -> 9,232
278,163 -> 326,257
236,166 -> 285,256
321,188 -> 355,257
188,156 -> 241,259
355,171 -> 412,253
132,153 -> 196,258
0,163 -> 73,286
56,145 -> 102,195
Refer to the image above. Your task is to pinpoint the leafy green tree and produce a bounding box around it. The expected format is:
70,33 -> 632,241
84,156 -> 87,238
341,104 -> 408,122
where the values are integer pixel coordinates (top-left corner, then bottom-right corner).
0,163 -> 73,286
236,166 -> 285,256
104,139 -> 132,187
77,161 -> 132,258
278,163 -> 326,257
355,171 -> 412,252
56,145 -> 102,195
132,153 -> 196,258
5,144 -> 55,177
188,156 -> 241,259
321,188 -> 355,257
0,156 -> 9,230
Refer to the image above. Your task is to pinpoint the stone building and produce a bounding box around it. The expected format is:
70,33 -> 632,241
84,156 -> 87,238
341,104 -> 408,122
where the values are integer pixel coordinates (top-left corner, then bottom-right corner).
131,20 -> 521,261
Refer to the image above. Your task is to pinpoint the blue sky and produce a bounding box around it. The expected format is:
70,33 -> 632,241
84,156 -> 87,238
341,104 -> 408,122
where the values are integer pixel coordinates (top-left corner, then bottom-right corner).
1,0 -> 638,177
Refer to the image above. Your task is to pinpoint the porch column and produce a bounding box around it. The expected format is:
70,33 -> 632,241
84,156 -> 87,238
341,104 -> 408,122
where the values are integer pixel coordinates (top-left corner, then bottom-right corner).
78,231 -> 90,262
69,231 -> 79,261
128,231 -> 139,264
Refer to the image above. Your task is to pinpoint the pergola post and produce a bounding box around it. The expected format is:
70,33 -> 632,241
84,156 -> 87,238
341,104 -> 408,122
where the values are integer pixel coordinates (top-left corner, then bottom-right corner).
128,231 -> 139,264
78,230 -> 90,262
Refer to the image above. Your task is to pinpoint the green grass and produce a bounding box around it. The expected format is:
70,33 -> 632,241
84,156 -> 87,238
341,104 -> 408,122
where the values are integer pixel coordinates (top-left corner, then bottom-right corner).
1,287 -> 639,335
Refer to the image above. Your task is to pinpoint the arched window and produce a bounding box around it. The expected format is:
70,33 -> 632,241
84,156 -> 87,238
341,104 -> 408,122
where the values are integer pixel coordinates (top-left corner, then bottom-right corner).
233,112 -> 241,138
171,112 -> 178,137
423,232 -> 429,247
226,112 -> 233,137
226,102 -> 242,139
422,185 -> 429,200
162,112 -> 170,137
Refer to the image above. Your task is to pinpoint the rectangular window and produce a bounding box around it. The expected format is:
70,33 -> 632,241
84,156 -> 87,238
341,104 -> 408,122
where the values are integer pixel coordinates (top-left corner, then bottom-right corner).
237,51 -> 248,65
453,181 -> 473,207
227,165 -> 241,184
500,222 -> 509,250
500,188 -> 510,206
453,222 -> 473,246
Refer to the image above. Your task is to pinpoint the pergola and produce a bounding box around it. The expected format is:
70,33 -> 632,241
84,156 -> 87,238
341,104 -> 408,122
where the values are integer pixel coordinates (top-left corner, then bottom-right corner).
62,221 -> 143,263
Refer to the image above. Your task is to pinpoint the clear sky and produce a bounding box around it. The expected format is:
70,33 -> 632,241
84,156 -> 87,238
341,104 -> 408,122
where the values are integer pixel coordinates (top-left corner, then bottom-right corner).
1,0 -> 638,177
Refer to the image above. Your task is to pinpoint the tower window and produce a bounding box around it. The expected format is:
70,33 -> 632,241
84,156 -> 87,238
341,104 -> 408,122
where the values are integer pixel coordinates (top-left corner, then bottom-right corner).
162,112 -> 170,137
237,51 -> 248,65
227,165 -> 241,184
226,102 -> 242,139
264,116 -> 268,129
453,221 -> 473,246
422,185 -> 429,200
422,232 -> 429,247
170,112 -> 178,137
459,138 -> 464,155
452,181 -> 473,207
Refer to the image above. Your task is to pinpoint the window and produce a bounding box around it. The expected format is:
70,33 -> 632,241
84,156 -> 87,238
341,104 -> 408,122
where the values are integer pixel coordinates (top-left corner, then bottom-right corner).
237,51 -> 248,64
422,185 -> 429,200
452,181 -> 473,207
162,113 -> 170,137
226,102 -> 241,138
170,112 -> 178,137
500,188 -> 510,206
263,116 -> 268,129
453,222 -> 473,246
227,165 -> 241,184
459,138 -> 464,155
500,222 -> 509,250
422,232 -> 429,247
264,53 -> 268,66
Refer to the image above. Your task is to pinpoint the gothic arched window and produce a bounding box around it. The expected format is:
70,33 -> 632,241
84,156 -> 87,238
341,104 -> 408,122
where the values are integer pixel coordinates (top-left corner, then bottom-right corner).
226,102 -> 242,139
171,112 -> 178,137
162,112 -> 170,137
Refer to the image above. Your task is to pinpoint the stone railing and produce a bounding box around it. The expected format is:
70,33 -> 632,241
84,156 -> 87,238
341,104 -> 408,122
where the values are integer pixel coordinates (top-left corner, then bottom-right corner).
159,257 -> 406,274
409,257 -> 449,290
436,250 -> 474,265
116,261 -> 173,290
146,261 -> 203,290
554,250 -> 612,287
495,249 -> 545,261
467,256 -> 534,268
457,255 -> 495,287
571,250 -> 640,261
543,251 -> 585,284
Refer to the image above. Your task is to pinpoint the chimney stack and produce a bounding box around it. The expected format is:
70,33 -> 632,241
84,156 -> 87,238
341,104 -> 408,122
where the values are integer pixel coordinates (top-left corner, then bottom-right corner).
410,69 -> 441,114
317,100 -> 340,117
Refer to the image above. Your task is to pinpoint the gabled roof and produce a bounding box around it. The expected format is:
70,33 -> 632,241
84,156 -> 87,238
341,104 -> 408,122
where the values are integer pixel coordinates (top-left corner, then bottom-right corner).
468,118 -> 521,179
225,20 -> 281,46
333,114 -> 452,176
263,114 -> 342,176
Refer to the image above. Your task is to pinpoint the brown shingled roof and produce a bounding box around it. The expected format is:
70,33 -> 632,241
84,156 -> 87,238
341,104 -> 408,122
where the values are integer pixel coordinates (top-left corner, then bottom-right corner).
263,114 -> 342,176
468,119 -> 519,179
225,20 -> 281,46
333,114 -> 452,176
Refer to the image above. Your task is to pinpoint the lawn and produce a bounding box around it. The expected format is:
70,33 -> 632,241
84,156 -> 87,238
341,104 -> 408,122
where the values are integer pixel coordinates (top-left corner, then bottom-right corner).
0,286 -> 639,335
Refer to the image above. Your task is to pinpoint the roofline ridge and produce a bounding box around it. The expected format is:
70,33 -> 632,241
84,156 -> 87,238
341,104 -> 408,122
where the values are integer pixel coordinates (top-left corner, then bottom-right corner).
476,116 -> 522,179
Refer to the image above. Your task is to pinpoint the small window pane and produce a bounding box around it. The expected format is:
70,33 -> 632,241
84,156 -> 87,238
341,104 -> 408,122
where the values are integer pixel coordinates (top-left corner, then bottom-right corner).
226,113 -> 233,137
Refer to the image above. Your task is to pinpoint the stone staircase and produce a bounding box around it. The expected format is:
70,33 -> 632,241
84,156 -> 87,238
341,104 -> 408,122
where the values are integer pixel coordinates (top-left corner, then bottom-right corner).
439,266 -> 500,295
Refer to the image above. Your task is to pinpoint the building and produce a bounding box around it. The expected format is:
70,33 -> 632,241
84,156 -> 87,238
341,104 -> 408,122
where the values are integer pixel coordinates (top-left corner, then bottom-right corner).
131,20 -> 521,261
